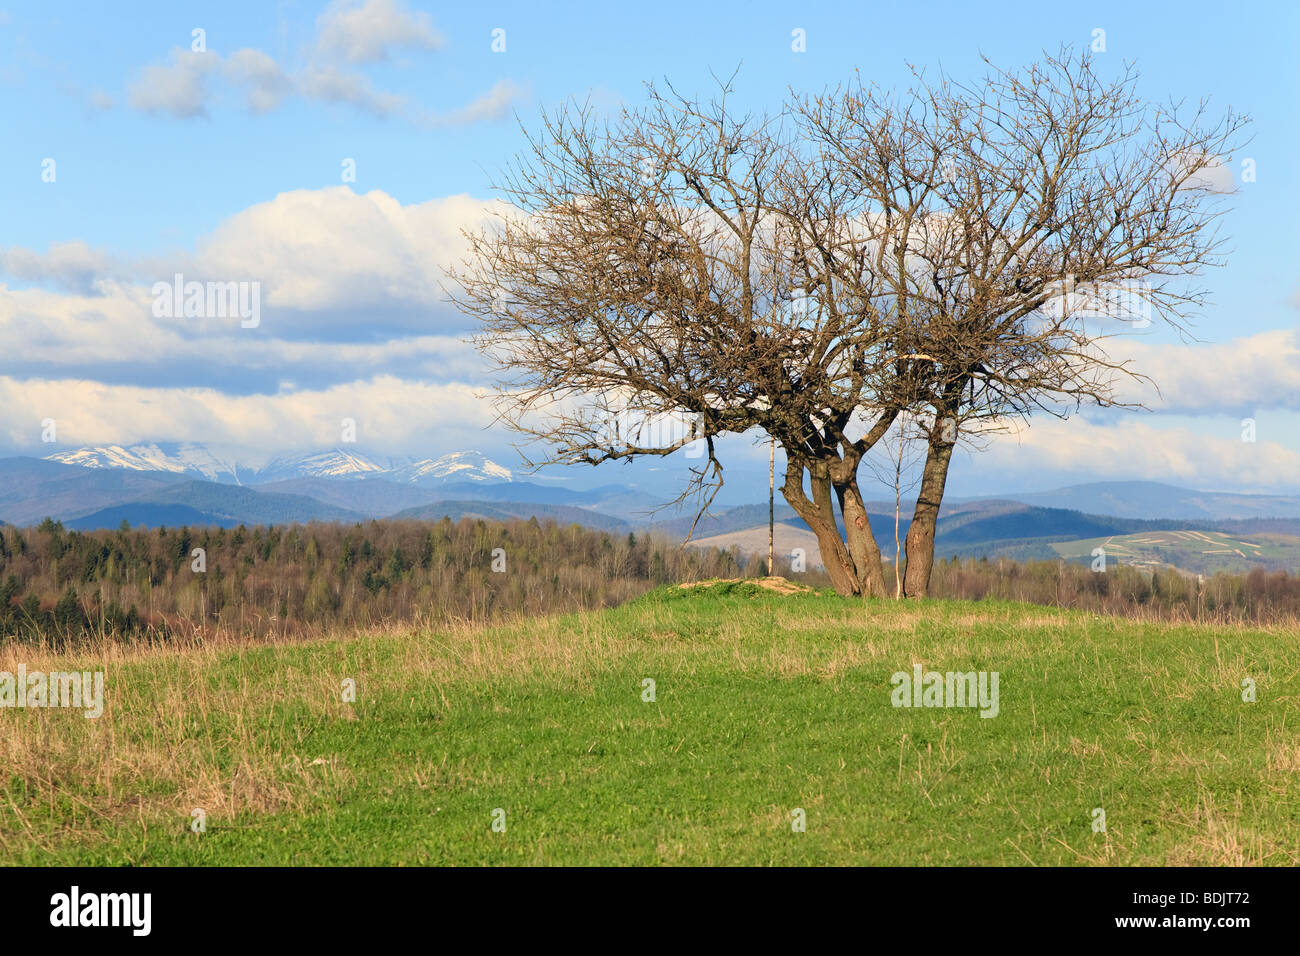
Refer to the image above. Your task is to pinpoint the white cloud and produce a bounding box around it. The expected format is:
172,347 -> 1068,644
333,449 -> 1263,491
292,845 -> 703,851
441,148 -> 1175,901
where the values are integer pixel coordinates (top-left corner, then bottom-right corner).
1118,329 -> 1300,413
421,79 -> 527,128
0,375 -> 496,460
1,187 -> 504,320
0,188 -> 506,405
0,278 -> 486,377
423,79 -> 530,128
985,416 -> 1300,491
125,1 -> 518,124
223,48 -> 292,114
298,66 -> 407,117
0,241 -> 118,293
129,49 -> 221,118
188,187 -> 505,314
314,0 -> 442,64
5,186 -> 1296,482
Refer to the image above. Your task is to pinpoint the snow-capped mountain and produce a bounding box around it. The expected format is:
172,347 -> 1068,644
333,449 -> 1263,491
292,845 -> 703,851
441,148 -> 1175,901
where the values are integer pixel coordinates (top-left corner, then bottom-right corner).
45,443 -> 247,483
261,449 -> 512,484
394,451 -> 513,485
44,443 -> 514,486
257,449 -> 397,482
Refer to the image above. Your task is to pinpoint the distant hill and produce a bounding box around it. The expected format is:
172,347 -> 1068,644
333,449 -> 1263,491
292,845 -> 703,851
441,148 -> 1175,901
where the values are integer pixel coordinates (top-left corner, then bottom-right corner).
676,499 -> 1273,571
987,481 -> 1300,521
253,477 -> 438,518
423,480 -> 635,509
252,477 -> 648,521
138,481 -> 366,524
1052,529 -> 1300,576
9,451 -> 1300,555
928,500 -> 1120,543
647,503 -> 803,540
1211,517 -> 1300,536
0,455 -> 641,530
65,480 -> 366,529
669,499 -> 1138,545
66,504 -> 240,531
688,521 -> 827,569
391,500 -> 630,532
0,457 -> 187,526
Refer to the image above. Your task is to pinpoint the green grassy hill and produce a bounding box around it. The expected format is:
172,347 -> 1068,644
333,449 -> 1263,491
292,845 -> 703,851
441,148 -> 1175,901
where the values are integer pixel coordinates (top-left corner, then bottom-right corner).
1052,530 -> 1300,576
3,583 -> 1297,865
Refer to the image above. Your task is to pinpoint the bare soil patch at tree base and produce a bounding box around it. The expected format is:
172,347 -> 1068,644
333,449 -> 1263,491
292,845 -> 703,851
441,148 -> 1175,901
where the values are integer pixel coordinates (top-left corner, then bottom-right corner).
669,577 -> 815,595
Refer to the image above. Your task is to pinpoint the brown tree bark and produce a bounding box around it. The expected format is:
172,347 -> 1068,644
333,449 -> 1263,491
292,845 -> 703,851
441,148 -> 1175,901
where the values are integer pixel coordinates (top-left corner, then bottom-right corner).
902,417 -> 956,598
836,478 -> 888,597
781,459 -> 888,598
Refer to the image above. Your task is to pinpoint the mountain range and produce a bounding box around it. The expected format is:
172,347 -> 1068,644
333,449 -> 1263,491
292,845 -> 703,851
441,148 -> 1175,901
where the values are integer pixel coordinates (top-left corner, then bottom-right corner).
5,442 -> 1300,574
43,443 -> 514,487
979,481 -> 1300,521
47,442 -> 252,483
1,444 -> 640,530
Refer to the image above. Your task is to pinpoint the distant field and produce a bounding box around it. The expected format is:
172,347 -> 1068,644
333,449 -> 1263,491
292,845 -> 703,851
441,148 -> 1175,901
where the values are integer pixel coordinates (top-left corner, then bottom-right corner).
2,582 -> 1298,865
689,519 -> 1300,577
688,521 -> 828,569
1052,530 -> 1300,576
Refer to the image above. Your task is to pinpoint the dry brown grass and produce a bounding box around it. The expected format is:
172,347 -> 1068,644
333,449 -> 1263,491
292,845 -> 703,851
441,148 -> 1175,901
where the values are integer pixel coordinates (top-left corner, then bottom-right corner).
1165,791 -> 1289,866
669,576 -> 815,595
1264,730 -> 1300,774
0,602 -> 677,849
0,660 -> 356,848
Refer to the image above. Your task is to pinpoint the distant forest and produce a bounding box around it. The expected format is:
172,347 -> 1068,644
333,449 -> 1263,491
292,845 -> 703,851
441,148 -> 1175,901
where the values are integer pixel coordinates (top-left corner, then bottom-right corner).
927,557 -> 1300,625
2,517 -> 1298,648
0,517 -> 744,646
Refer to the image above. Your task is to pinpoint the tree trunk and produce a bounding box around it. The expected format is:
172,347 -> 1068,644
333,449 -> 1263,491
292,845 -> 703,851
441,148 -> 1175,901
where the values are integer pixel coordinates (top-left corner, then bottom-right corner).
836,478 -> 888,597
781,459 -> 887,598
902,417 -> 956,598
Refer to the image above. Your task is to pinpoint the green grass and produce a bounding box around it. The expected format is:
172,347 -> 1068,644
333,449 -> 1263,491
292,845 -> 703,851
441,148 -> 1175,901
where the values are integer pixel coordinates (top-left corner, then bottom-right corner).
3,582 -> 1298,865
1051,529 -> 1300,575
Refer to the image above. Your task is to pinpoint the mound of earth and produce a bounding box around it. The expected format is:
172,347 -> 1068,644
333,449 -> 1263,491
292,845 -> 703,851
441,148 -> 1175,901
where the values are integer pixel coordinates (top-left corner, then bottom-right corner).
671,576 -> 814,595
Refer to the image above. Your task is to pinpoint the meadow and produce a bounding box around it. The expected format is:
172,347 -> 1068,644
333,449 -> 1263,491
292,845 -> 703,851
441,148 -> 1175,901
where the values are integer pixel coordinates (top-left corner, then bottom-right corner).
2,580 -> 1298,865
1051,530 -> 1300,577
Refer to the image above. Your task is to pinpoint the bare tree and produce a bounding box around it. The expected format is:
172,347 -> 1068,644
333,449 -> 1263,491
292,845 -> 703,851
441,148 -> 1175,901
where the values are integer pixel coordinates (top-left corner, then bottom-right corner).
796,50 -> 1249,595
452,78 -> 906,597
454,51 -> 1247,600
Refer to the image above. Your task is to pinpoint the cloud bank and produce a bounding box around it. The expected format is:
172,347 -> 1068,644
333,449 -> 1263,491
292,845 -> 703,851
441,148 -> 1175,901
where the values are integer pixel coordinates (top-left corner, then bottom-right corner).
127,0 -> 522,125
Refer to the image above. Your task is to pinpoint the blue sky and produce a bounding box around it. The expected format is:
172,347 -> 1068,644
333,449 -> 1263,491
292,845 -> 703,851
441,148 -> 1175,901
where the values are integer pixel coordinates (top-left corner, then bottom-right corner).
1,0 -> 1297,500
